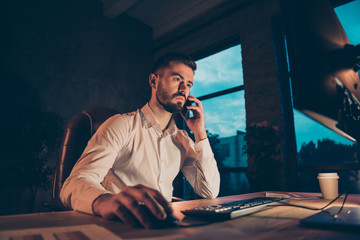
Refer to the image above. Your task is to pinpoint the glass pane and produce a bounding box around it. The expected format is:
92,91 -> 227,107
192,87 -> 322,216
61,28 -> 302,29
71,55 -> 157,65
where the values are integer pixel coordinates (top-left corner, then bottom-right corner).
294,1 -> 360,164
335,1 -> 360,80
218,172 -> 249,197
335,1 -> 360,44
294,2 -> 360,193
203,91 -> 246,138
192,45 -> 243,97
183,44 -> 248,199
183,172 -> 249,199
294,109 -> 354,166
202,91 -> 247,168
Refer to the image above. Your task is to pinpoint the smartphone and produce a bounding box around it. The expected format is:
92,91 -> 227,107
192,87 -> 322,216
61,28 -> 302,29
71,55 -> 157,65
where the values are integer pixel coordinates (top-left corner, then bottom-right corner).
182,99 -> 194,117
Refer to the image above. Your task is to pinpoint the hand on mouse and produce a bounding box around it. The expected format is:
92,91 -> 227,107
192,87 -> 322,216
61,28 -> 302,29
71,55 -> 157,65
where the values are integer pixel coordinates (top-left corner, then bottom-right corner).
92,184 -> 173,229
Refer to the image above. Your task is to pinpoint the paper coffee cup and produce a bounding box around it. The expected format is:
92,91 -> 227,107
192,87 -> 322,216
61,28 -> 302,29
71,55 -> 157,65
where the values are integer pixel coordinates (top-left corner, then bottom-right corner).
317,173 -> 339,199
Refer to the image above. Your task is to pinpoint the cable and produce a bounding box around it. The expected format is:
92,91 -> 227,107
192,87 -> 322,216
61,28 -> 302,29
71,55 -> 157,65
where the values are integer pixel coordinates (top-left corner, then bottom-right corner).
272,191 -> 348,213
331,191 -> 349,218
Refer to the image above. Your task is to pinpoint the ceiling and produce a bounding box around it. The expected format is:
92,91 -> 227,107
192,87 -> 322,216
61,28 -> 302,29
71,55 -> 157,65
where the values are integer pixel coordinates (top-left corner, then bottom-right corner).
100,0 -> 229,39
100,0 -> 353,40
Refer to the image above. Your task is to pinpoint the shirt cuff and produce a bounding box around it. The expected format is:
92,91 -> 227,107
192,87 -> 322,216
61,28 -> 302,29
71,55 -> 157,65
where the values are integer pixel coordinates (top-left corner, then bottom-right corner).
73,188 -> 113,215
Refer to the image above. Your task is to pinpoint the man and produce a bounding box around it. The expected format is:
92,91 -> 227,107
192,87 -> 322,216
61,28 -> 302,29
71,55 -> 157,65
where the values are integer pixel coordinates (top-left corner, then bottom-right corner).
60,53 -> 220,228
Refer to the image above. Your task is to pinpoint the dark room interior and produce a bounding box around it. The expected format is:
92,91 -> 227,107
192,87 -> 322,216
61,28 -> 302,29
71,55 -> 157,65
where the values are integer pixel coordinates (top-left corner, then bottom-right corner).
1,0 -> 360,238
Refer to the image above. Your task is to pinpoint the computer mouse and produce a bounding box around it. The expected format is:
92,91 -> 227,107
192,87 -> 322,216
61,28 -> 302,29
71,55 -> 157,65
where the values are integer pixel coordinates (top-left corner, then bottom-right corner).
139,205 -> 179,229
151,214 -> 179,229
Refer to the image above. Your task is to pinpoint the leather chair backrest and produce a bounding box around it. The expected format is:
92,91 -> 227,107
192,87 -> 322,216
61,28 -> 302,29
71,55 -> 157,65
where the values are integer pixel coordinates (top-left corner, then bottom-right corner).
52,107 -> 119,209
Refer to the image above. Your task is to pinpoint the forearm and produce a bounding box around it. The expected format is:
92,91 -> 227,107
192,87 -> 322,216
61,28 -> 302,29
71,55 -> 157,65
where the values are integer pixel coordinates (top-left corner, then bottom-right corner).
60,175 -> 112,214
192,158 -> 220,198
183,138 -> 220,198
60,127 -> 120,214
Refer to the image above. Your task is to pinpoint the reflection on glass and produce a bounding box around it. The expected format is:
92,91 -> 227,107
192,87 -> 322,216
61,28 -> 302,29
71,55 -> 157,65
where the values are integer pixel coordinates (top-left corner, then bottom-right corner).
192,45 -> 243,97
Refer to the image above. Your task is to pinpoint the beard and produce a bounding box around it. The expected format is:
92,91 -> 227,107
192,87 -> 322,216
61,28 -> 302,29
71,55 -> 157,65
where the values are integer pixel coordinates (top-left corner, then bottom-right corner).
156,81 -> 185,113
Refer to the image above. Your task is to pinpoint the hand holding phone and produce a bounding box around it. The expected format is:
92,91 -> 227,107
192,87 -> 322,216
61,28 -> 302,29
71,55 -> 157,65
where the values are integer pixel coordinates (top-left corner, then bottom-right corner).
181,96 -> 207,142
181,99 -> 194,118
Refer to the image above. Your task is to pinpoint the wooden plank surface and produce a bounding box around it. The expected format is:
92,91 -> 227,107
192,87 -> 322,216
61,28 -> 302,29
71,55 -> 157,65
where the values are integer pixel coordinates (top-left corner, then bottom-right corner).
1,192 -> 360,239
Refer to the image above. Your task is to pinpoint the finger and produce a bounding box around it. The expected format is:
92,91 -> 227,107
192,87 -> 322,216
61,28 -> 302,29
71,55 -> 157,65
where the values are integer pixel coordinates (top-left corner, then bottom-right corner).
117,191 -> 153,228
145,187 -> 173,215
135,184 -> 172,212
187,95 -> 202,107
113,202 -> 139,227
124,186 -> 168,220
186,105 -> 203,118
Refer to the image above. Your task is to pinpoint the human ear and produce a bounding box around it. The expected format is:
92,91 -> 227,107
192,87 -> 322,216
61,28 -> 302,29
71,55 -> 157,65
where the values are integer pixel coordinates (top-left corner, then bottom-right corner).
149,73 -> 157,89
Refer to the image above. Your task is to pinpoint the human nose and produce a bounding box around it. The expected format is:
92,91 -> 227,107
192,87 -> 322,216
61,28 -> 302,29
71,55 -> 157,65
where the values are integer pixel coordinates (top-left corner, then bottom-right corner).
178,81 -> 189,93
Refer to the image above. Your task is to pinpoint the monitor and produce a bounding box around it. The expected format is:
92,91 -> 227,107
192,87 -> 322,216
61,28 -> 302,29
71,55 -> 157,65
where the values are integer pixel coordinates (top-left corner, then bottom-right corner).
281,0 -> 360,142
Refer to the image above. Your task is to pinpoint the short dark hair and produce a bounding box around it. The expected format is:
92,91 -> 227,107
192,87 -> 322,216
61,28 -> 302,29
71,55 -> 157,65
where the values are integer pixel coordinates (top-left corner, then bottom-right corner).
152,52 -> 197,73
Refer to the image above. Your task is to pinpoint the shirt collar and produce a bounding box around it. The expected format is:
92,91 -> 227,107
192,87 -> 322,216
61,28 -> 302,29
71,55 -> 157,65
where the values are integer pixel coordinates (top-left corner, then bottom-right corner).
140,103 -> 178,136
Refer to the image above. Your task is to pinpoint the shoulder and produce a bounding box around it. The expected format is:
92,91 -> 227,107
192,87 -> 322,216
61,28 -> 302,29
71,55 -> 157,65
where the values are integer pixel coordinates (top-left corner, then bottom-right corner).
90,110 -> 139,146
104,111 -> 137,125
96,110 -> 138,136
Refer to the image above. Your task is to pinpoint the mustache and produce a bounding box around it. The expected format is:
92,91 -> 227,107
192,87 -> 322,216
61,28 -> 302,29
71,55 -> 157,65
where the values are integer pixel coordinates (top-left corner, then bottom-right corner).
172,93 -> 186,99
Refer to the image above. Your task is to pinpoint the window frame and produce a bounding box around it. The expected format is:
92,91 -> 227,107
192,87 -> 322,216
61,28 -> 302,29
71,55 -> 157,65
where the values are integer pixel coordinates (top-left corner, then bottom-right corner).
193,45 -> 249,180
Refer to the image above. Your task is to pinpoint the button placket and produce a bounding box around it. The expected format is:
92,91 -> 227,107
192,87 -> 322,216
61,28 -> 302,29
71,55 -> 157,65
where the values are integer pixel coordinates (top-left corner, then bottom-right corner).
158,136 -> 167,190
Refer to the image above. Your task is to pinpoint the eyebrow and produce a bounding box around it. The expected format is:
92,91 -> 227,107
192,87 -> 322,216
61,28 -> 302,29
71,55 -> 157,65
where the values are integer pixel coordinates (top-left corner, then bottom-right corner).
171,72 -> 193,85
171,72 -> 184,79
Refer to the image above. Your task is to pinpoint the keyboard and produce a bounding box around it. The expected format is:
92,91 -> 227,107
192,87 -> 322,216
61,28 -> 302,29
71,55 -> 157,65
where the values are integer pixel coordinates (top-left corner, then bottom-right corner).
181,197 -> 289,220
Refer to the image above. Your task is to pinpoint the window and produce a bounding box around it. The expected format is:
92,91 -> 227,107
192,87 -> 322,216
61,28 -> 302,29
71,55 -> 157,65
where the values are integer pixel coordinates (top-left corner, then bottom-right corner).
189,44 -> 249,197
220,143 -> 230,158
292,1 -> 360,193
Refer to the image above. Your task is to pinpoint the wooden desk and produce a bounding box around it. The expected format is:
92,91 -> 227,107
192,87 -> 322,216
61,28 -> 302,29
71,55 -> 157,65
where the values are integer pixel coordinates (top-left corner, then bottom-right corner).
1,192 -> 360,239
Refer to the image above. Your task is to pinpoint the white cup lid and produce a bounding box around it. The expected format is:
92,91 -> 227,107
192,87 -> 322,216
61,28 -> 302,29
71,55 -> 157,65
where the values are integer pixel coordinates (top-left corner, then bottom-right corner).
317,173 -> 339,179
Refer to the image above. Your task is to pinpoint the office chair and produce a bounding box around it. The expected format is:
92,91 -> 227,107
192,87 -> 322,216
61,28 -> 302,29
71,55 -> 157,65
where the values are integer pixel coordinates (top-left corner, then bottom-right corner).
52,106 -> 184,210
52,107 -> 120,210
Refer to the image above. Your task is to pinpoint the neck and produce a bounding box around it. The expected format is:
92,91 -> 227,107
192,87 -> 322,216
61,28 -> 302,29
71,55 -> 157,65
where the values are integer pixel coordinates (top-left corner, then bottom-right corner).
148,100 -> 172,130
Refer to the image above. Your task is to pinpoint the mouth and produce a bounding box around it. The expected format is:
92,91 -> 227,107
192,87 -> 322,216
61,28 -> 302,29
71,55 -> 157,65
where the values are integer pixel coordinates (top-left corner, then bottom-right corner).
174,96 -> 185,102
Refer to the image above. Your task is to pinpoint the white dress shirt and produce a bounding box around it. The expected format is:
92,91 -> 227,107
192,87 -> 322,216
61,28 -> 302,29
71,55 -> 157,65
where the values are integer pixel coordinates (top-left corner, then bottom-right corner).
60,103 -> 220,214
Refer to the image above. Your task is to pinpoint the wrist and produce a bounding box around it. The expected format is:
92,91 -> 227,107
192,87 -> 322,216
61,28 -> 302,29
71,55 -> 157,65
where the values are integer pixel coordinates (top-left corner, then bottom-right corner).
194,130 -> 207,142
92,193 -> 113,215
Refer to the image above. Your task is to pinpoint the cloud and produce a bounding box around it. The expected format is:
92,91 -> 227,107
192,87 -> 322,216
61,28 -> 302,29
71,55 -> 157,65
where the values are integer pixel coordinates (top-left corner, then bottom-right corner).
193,45 -> 244,97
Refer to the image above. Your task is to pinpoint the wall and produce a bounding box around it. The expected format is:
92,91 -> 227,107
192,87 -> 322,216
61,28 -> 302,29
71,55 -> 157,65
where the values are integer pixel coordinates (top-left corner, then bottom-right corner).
4,0 -> 152,122
1,0 -> 153,215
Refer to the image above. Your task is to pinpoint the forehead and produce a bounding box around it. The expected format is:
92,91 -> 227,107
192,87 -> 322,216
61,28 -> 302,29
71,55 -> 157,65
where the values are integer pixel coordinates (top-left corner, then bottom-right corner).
163,61 -> 194,79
